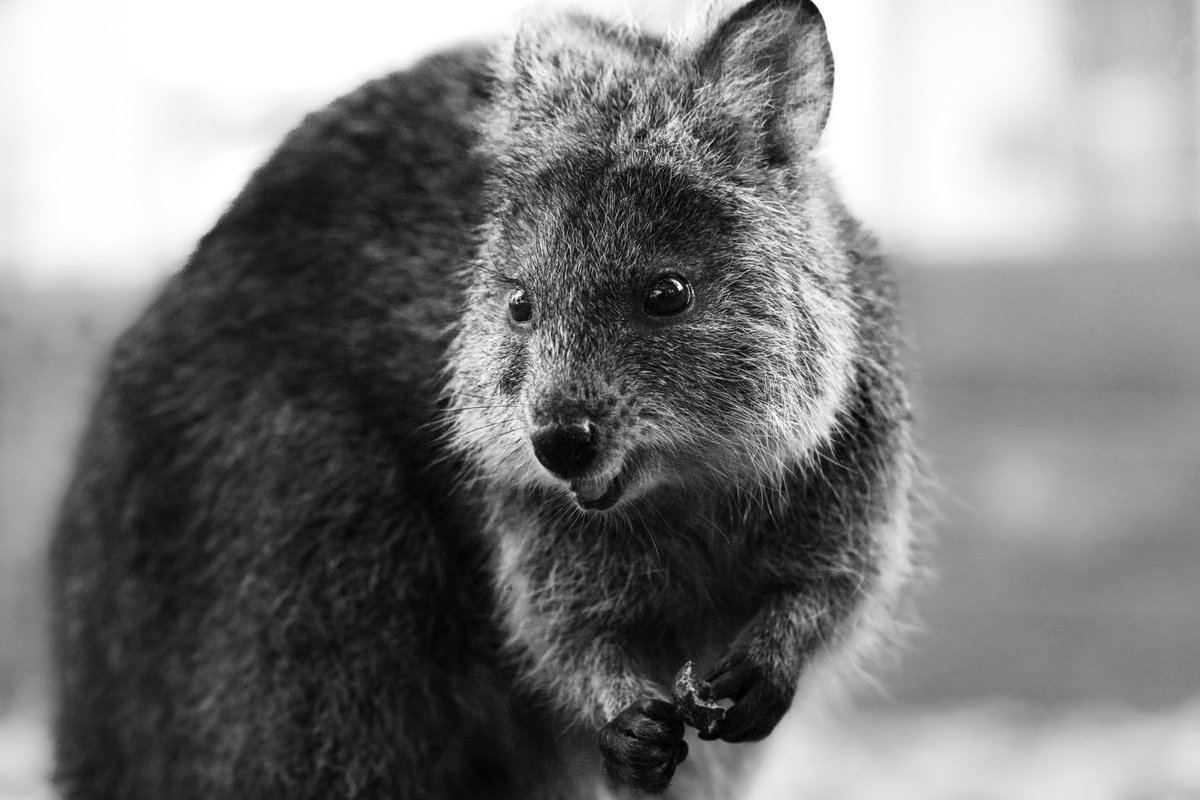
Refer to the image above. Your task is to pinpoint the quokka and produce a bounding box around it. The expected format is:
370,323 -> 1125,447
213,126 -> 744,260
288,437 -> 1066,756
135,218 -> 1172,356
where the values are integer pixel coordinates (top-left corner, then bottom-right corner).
51,0 -> 918,797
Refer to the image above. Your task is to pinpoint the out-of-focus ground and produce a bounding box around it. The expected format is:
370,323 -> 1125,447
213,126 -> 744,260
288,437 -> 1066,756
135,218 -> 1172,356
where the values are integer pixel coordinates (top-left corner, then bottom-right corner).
753,697 -> 1200,800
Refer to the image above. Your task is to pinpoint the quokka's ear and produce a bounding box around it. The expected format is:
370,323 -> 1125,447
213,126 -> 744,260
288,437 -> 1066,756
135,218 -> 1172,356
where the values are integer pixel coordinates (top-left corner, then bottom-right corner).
496,15 -> 646,106
499,24 -> 553,102
696,0 -> 834,165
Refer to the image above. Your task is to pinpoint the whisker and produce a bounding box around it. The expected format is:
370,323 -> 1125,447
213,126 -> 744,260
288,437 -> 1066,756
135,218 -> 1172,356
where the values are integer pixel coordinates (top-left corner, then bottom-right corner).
459,419 -> 524,440
435,404 -> 521,415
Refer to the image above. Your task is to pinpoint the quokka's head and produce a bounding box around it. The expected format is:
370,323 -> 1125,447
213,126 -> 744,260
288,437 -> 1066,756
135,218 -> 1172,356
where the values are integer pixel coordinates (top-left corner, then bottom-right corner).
448,0 -> 860,512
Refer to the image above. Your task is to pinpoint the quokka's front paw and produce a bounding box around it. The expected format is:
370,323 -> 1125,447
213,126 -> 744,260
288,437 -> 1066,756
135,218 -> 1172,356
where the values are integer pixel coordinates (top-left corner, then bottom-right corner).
598,698 -> 688,794
701,652 -> 796,743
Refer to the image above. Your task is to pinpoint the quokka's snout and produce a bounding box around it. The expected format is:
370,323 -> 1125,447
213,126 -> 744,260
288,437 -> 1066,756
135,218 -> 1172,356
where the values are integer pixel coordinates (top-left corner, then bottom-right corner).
525,388 -> 640,510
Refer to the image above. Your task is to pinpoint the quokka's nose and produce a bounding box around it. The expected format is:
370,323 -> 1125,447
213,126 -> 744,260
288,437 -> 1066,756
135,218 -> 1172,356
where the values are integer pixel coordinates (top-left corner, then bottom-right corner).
530,420 -> 599,479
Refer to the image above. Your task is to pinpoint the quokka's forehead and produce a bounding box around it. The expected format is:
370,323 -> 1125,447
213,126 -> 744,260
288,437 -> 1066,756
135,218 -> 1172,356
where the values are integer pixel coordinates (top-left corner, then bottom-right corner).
503,149 -> 745,257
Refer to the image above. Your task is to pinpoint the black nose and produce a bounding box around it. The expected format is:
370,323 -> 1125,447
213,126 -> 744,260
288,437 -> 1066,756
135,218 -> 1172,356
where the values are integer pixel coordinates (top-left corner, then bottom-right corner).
530,420 -> 599,479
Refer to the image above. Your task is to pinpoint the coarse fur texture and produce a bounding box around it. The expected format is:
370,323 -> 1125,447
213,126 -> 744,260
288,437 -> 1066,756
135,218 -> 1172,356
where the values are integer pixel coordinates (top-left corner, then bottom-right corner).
50,1 -> 918,798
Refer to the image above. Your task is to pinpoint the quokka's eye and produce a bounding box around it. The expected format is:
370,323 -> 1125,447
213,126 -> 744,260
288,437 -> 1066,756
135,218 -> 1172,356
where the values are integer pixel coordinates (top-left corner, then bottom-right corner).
508,287 -> 533,324
643,274 -> 693,317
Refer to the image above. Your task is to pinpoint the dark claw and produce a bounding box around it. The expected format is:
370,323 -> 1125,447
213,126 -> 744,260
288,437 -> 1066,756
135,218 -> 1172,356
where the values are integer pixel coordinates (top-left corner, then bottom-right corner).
598,698 -> 688,794
701,654 -> 795,743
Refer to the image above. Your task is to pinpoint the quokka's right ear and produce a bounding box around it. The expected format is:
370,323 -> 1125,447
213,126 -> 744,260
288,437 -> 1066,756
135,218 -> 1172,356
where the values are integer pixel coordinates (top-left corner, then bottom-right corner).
482,23 -> 569,161
494,24 -> 549,105
695,0 -> 834,166
493,15 -> 638,108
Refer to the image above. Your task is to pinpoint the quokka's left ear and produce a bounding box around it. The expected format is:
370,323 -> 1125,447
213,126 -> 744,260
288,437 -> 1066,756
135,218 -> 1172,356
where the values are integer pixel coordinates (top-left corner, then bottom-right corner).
695,0 -> 834,165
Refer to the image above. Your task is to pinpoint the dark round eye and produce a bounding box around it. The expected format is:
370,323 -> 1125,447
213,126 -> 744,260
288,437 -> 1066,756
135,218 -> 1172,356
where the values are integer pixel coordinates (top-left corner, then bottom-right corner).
643,274 -> 693,317
508,287 -> 533,324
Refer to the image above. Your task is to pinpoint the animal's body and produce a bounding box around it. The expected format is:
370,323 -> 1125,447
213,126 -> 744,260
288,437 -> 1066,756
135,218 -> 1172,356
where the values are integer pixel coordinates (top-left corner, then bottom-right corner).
51,1 -> 917,797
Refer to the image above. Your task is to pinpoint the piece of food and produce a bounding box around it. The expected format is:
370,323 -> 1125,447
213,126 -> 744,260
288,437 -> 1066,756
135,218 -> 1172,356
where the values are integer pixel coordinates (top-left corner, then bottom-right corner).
670,661 -> 725,736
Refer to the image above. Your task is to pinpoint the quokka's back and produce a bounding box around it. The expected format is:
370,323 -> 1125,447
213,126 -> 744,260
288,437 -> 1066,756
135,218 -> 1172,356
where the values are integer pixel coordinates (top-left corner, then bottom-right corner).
52,2 -> 919,798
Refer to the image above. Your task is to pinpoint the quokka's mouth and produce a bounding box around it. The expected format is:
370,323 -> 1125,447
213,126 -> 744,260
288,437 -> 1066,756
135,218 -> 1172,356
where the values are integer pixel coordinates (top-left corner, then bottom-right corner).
569,470 -> 626,511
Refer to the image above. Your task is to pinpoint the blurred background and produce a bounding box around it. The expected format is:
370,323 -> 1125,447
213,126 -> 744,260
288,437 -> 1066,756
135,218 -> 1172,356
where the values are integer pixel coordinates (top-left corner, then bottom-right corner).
2,0 -> 1198,797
